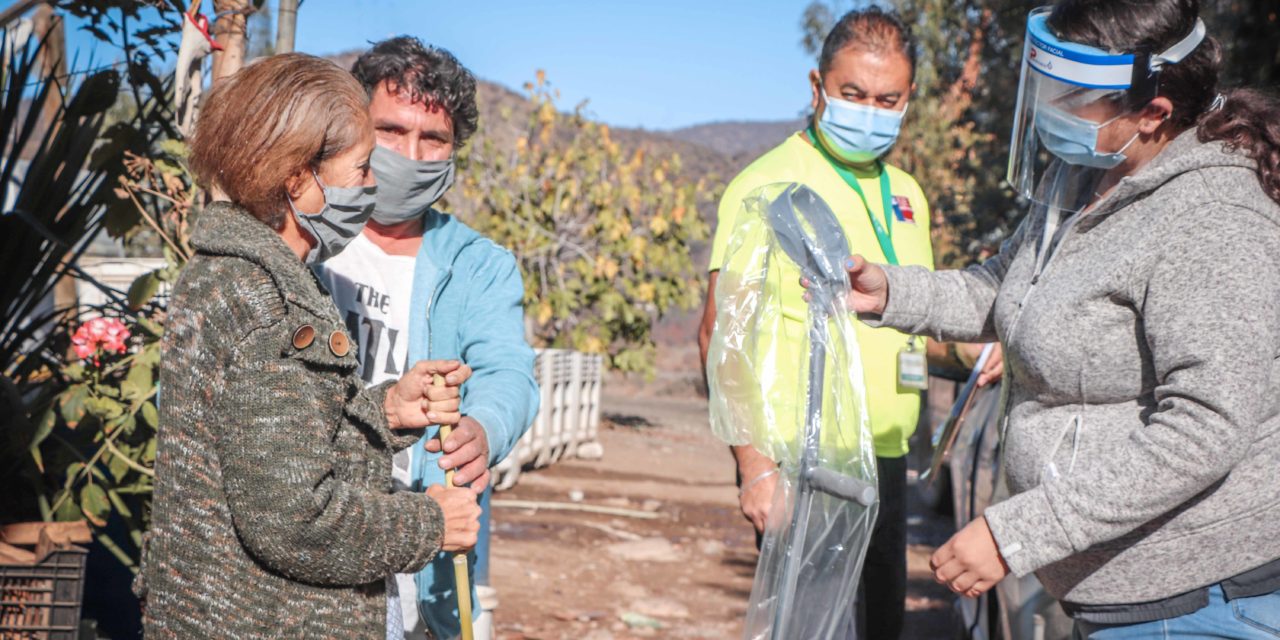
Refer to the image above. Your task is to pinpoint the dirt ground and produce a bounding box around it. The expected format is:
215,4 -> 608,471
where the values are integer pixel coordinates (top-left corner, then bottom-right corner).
488,392 -> 958,640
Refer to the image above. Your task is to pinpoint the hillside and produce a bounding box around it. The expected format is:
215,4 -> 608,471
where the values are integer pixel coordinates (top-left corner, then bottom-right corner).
670,118 -> 807,165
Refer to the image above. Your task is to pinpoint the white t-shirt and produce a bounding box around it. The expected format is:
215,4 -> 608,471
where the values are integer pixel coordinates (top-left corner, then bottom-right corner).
319,233 -> 416,486
316,232 -> 427,639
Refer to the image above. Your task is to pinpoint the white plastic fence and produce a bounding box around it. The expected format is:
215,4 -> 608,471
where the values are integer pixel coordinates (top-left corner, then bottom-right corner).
491,348 -> 604,491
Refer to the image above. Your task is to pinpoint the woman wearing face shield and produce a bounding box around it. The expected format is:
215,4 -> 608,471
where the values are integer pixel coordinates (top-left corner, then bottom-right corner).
839,0 -> 1280,636
139,54 -> 481,639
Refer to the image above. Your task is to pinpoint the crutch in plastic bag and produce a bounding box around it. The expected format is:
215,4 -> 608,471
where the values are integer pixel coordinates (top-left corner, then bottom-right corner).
707,183 -> 881,639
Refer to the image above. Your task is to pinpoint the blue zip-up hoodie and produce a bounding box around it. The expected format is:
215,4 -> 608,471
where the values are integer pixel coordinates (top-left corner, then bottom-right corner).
405,209 -> 539,638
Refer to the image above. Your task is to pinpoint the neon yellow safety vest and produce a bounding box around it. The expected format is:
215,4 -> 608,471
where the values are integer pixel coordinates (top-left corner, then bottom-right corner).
709,133 -> 935,458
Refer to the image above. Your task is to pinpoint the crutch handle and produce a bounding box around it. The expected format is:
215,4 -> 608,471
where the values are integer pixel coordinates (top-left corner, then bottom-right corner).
805,466 -> 878,507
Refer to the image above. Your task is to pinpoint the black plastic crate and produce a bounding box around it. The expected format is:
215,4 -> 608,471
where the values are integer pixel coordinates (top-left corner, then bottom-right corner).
0,546 -> 88,640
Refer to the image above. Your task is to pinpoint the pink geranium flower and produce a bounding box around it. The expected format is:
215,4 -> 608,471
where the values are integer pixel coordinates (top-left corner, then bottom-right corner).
72,317 -> 131,364
71,339 -> 95,360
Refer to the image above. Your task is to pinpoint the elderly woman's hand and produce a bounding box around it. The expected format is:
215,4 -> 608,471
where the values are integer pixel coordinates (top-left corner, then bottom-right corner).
427,483 -> 481,550
385,360 -> 474,430
426,484 -> 482,553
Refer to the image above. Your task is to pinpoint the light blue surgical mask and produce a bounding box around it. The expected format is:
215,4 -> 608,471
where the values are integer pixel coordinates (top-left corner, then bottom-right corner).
816,94 -> 907,164
1034,105 -> 1140,170
288,171 -> 377,264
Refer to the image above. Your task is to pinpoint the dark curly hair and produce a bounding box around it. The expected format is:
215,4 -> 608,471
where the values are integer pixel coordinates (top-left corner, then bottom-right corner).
351,36 -> 479,148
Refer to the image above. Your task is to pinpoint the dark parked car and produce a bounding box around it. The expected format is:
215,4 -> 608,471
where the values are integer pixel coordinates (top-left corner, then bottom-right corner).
914,373 -> 1073,640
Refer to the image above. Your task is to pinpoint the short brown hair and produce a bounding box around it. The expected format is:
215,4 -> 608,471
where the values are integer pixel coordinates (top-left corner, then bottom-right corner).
190,53 -> 371,228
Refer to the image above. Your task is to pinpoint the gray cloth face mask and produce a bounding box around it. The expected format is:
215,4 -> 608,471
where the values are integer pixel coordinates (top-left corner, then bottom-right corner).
369,145 -> 456,224
289,171 -> 377,264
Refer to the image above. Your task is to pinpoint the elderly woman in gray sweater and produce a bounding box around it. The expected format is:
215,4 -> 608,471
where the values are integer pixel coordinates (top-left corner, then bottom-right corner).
838,0 -> 1280,637
140,53 -> 481,638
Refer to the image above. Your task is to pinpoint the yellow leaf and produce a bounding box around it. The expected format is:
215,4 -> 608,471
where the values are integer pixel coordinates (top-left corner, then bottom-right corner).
649,215 -> 669,236
536,301 -> 553,325
581,336 -> 605,353
637,282 -> 656,303
538,102 -> 556,124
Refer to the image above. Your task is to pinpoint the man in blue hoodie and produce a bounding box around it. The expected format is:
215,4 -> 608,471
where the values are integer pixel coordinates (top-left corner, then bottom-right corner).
315,37 -> 539,640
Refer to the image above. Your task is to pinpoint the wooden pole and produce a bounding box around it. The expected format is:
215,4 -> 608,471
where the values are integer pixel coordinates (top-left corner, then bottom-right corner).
0,0 -> 47,29
275,0 -> 297,54
210,0 -> 249,84
31,5 -> 79,313
32,3 -> 65,122
433,375 -> 476,640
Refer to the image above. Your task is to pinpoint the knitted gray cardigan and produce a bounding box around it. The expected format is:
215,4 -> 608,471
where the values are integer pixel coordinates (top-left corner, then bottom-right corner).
140,202 -> 443,638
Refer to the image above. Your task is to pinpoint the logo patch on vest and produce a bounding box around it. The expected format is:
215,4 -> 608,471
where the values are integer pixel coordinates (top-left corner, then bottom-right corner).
891,196 -> 916,224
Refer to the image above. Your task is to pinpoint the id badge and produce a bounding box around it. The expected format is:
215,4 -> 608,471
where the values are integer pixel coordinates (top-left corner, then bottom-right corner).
898,343 -> 928,390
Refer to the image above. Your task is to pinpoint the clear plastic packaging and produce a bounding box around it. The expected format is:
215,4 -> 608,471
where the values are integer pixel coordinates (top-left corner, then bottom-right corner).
707,183 -> 880,639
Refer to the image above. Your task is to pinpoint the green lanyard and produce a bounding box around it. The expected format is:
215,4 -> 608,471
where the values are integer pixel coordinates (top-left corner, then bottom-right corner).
806,127 -> 899,266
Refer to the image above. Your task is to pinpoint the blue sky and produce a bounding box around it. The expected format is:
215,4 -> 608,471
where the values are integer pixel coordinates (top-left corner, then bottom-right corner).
58,0 -> 829,130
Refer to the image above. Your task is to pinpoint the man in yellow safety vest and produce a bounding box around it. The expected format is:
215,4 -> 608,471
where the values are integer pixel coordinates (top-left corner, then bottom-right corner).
697,7 -> 1001,638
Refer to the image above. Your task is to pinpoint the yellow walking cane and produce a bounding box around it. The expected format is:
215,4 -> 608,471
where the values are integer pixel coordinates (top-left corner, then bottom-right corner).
433,375 -> 475,640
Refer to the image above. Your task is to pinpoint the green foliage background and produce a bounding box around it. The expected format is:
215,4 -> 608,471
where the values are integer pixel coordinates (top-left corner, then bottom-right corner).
449,74 -> 714,376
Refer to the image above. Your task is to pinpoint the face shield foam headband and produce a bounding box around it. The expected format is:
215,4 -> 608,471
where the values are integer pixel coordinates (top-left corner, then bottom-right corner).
1024,8 -> 1207,105
1006,8 -> 1208,209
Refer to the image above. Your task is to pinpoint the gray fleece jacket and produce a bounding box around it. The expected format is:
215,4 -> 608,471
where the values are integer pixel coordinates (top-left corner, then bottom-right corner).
872,129 -> 1280,606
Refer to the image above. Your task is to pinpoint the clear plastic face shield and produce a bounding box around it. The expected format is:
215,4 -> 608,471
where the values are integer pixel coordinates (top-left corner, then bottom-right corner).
1007,7 -> 1206,212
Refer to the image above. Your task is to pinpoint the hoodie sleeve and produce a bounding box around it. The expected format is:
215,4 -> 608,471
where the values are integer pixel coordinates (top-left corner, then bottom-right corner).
862,211 -> 1035,343
984,203 -> 1280,577
456,244 -> 540,465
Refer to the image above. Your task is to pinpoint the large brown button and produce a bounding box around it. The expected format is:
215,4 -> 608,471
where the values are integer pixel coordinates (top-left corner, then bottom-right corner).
328,331 -> 351,357
291,325 -> 315,350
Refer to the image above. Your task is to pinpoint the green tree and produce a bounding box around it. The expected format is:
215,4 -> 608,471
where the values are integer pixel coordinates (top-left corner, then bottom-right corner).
449,73 -> 714,376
